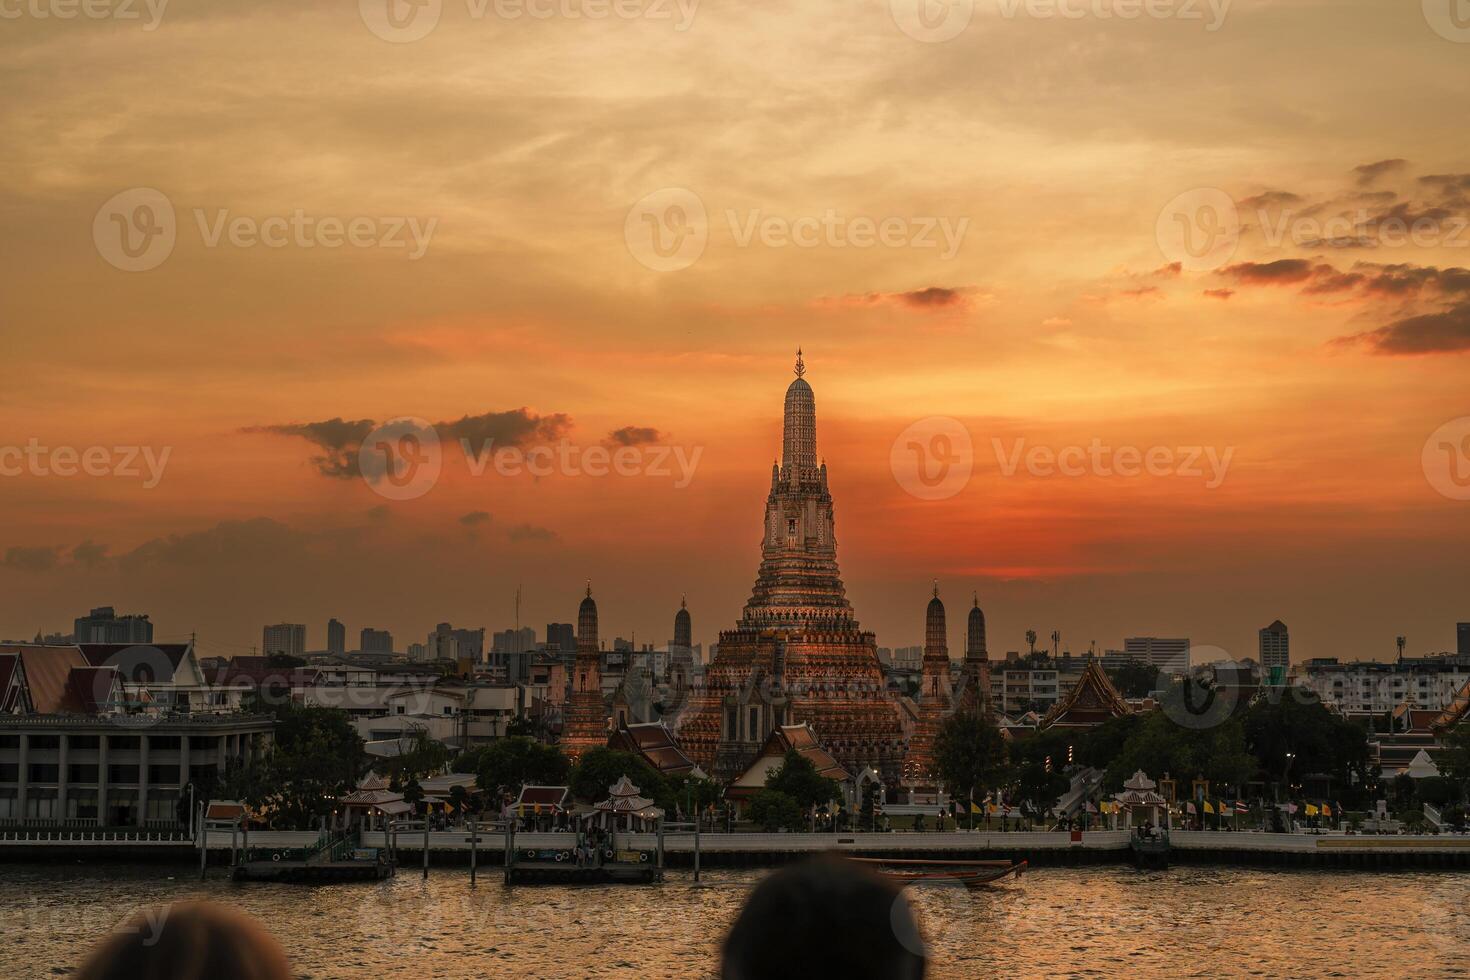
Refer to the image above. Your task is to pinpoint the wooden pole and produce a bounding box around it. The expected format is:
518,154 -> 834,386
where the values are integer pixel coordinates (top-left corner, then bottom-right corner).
469,819 -> 477,887
198,803 -> 207,880
423,820 -> 429,879
694,809 -> 701,883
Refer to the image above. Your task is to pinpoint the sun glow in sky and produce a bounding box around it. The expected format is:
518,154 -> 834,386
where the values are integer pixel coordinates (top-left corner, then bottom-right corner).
1,0 -> 1467,661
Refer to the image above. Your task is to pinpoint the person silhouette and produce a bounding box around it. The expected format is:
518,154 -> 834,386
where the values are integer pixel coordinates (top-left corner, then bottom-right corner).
75,901 -> 292,980
721,855 -> 927,979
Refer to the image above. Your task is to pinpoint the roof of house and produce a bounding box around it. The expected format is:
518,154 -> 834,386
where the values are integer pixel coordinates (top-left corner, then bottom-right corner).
1432,676 -> 1470,733
608,721 -> 703,777
0,644 -> 90,714
0,655 -> 19,711
78,643 -> 194,684
1040,659 -> 1131,730
513,785 -> 571,811
729,723 -> 851,798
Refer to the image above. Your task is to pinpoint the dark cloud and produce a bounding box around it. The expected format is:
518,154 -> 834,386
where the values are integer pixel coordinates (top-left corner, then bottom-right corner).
607,426 -> 662,447
441,409 -> 573,459
1153,262 -> 1182,278
366,505 -> 391,523
507,523 -> 558,543
243,418 -> 375,479
897,286 -> 970,308
1118,285 -> 1163,299
70,541 -> 110,568
1220,259 -> 1318,284
1354,159 -> 1408,186
120,518 -> 309,569
1238,190 -> 1304,210
1203,289 -> 1234,300
2,545 -> 61,572
1343,304 -> 1470,356
459,511 -> 492,526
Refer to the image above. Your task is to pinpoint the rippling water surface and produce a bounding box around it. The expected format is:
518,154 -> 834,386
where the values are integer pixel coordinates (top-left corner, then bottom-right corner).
3,862 -> 1469,979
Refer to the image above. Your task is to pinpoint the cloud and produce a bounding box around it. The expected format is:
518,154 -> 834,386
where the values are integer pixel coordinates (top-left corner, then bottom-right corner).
1203,289 -> 1234,300
1341,304 -> 1470,356
1238,190 -> 1304,210
607,426 -> 663,447
815,286 -> 987,312
459,510 -> 492,526
2,545 -> 62,572
1152,263 -> 1183,279
507,523 -> 558,543
440,409 -> 573,458
1353,159 -> 1408,186
1220,259 -> 1318,285
120,518 -> 310,569
70,541 -> 110,568
243,418 -> 376,479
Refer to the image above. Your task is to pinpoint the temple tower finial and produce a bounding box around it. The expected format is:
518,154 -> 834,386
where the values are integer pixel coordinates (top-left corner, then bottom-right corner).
795,348 -> 805,379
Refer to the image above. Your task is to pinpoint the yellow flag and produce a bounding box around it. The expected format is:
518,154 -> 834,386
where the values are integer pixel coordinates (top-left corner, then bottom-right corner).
970,802 -> 983,815
1306,804 -> 1318,817
1323,804 -> 1332,818
1204,801 -> 1215,815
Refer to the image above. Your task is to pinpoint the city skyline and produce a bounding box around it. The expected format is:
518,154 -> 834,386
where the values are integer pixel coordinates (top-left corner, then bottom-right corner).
4,4 -> 1469,669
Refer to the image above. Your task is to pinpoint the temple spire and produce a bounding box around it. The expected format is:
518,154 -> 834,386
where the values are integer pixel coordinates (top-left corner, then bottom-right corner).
794,348 -> 805,379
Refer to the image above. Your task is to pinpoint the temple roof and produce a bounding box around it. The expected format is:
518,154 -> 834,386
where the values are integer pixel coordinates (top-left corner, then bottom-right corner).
1432,675 -> 1470,733
1040,658 -> 1131,730
608,720 -> 704,777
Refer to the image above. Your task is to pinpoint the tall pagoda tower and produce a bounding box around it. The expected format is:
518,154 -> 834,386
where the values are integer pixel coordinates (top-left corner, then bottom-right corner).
675,352 -> 908,782
903,585 -> 954,786
957,592 -> 992,714
559,584 -> 607,760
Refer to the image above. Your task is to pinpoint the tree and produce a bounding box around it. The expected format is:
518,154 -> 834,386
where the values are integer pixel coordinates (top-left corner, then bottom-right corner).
1025,630 -> 1038,656
402,776 -> 424,810
447,783 -> 470,815
1107,660 -> 1162,699
375,727 -> 452,781
506,715 -> 541,738
749,789 -> 801,832
1243,690 -> 1372,804
453,737 -> 570,799
1105,707 -> 1255,796
669,773 -> 723,820
235,702 -> 365,828
568,747 -> 667,805
765,750 -> 840,809
934,710 -> 1008,803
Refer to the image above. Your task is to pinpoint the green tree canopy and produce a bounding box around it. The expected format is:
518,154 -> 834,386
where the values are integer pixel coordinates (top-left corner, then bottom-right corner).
1107,660 -> 1162,699
567,747 -> 667,805
765,749 -> 841,809
934,710 -> 1008,801
226,702 -> 365,828
453,737 -> 571,799
748,789 -> 801,832
1243,690 -> 1372,798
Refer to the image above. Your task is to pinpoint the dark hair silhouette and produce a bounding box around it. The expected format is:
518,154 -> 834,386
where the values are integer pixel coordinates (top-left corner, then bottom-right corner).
722,855 -> 927,980
76,901 -> 292,980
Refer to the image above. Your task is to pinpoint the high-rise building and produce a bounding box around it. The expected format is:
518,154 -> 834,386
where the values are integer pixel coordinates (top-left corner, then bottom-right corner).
262,623 -> 306,658
327,618 -> 346,656
1459,623 -> 1470,657
1259,620 -> 1290,683
430,623 -> 487,662
1123,636 -> 1191,675
407,642 -> 428,662
546,623 -> 576,657
360,628 -> 393,654
676,352 -> 907,782
72,606 -> 153,644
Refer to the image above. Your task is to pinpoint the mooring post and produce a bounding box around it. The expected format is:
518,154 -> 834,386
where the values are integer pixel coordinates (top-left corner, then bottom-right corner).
694,811 -> 701,883
198,802 -> 208,880
469,819 -> 477,887
423,820 -> 430,879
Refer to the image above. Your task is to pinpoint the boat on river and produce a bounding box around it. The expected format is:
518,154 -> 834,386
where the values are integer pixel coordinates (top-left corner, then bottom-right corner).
851,857 -> 1027,889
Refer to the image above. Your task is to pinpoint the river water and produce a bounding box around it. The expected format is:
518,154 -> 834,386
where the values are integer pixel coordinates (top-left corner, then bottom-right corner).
2,862 -> 1468,978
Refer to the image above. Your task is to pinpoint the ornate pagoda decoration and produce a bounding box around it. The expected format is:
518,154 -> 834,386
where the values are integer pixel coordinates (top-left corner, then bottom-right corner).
956,591 -> 992,715
675,352 -> 908,782
560,583 -> 608,760
902,584 -> 955,786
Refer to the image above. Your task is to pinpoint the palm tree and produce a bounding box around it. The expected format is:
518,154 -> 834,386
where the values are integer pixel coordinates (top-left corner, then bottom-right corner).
1025,630 -> 1037,655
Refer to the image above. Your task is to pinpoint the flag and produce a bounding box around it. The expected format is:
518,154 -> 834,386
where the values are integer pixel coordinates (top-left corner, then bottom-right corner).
1203,801 -> 1215,815
1322,803 -> 1332,818
1287,803 -> 1298,815
970,802 -> 983,815
1186,802 -> 1197,815
1235,801 -> 1248,814
1305,804 -> 1318,817
1086,802 -> 1097,814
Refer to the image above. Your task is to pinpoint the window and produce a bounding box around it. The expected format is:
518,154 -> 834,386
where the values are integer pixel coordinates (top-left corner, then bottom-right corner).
27,764 -> 60,783
149,736 -> 180,751
148,765 -> 179,785
0,764 -> 18,783
29,735 -> 60,750
108,764 -> 140,784
25,795 -> 56,820
70,736 -> 99,750
726,708 -> 737,738
749,707 -> 760,740
68,792 -> 97,820
110,736 -> 140,751
68,764 -> 99,783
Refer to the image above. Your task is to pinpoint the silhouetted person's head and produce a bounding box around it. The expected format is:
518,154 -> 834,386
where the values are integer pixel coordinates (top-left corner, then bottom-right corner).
76,901 -> 292,980
722,855 -> 927,980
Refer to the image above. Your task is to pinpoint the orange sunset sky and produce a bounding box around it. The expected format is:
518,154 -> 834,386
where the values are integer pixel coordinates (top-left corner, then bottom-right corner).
1,0 -> 1467,662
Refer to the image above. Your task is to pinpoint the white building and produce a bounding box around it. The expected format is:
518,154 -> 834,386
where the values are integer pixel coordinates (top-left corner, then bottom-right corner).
1124,637 -> 1191,676
1297,656 -> 1470,715
262,623 -> 306,658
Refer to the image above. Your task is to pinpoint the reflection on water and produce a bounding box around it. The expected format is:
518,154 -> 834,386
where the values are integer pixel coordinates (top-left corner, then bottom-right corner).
3,862 -> 1470,979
